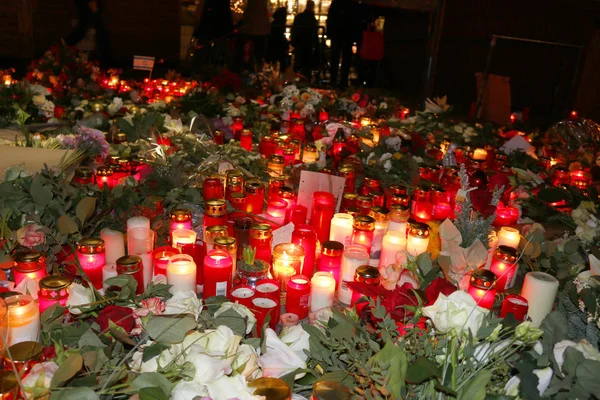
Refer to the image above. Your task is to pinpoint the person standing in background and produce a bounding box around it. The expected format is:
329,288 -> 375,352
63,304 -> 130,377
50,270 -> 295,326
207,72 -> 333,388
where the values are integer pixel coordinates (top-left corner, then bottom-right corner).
291,1 -> 318,80
66,0 -> 111,66
267,7 -> 290,71
240,0 -> 271,67
193,0 -> 235,67
327,0 -> 360,88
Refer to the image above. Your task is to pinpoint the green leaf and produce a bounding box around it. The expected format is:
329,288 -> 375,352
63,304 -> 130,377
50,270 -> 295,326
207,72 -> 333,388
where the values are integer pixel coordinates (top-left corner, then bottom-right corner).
563,239 -> 579,255
61,323 -> 91,347
139,387 -> 168,400
213,307 -> 248,336
458,369 -> 492,400
562,347 -> 585,377
75,197 -> 96,224
540,311 -> 567,349
317,371 -> 355,388
145,315 -> 196,343
50,353 -> 83,388
417,252 -> 433,275
57,215 -> 78,235
49,387 -> 99,400
373,341 -> 407,398
78,328 -> 106,349
30,174 -> 53,206
537,187 -> 571,204
129,372 -> 172,396
143,343 -> 170,362
69,374 -> 97,388
405,357 -> 441,384
576,359 -> 600,394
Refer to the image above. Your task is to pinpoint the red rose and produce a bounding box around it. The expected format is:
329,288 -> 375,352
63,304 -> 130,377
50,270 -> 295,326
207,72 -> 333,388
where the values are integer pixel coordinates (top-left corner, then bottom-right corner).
54,105 -> 65,118
358,99 -> 368,108
424,277 -> 457,306
97,305 -> 135,334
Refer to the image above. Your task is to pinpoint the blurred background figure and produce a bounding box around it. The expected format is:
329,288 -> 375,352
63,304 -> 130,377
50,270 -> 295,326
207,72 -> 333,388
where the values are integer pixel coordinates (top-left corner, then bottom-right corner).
240,0 -> 271,68
291,1 -> 318,80
267,7 -> 290,71
327,0 -> 360,88
192,0 -> 234,68
65,0 -> 111,66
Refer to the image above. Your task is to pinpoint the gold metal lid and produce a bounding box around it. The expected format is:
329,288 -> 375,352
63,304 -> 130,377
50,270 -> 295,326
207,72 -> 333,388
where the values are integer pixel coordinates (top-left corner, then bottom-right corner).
304,143 -> 317,152
312,381 -> 351,400
343,192 -> 358,200
226,170 -> 244,184
355,265 -> 380,280
245,180 -> 265,194
205,199 -> 227,216
0,370 -> 18,395
75,166 -> 94,179
321,241 -> 344,256
283,147 -> 295,156
77,238 -> 105,254
495,245 -> 518,263
268,155 -> 284,165
338,165 -> 355,174
39,275 -> 71,291
353,215 -> 375,231
13,250 -> 42,264
241,129 -> 252,136
250,223 -> 272,239
356,195 -> 374,205
96,166 -> 113,176
369,206 -> 389,221
363,176 -> 381,187
7,341 -> 43,363
390,204 -> 409,212
278,186 -> 296,199
214,129 -> 224,137
116,255 -> 142,274
206,225 -> 228,234
170,208 -> 192,222
214,236 -> 237,250
470,269 -> 497,290
248,377 -> 291,400
408,222 -> 430,238
230,192 -> 246,202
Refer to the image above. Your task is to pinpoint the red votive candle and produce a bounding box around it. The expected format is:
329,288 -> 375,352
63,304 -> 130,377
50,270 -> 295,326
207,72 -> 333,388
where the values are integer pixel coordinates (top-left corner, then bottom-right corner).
490,245 -> 518,292
342,193 -> 358,210
277,187 -> 297,223
351,265 -> 380,305
311,191 -> 336,244
350,216 -> 376,254
214,130 -> 224,145
493,206 -> 520,227
318,241 -> 344,288
232,117 -> 244,140
255,278 -> 281,302
96,166 -> 114,189
73,167 -> 95,185
500,294 -> 529,321
225,170 -> 244,200
266,200 -> 287,225
12,251 -> 47,286
240,129 -> 253,151
153,246 -> 179,276
230,285 -> 255,308
245,180 -> 265,214
116,255 -> 144,294
260,136 -> 274,158
203,177 -> 225,201
291,224 -> 318,278
169,208 -> 193,234
339,165 -> 356,193
203,249 -> 233,298
76,238 -> 105,289
249,224 -> 273,263
468,269 -> 497,310
229,192 -> 247,211
251,297 -> 279,334
182,243 -> 206,286
204,199 -> 227,239
356,195 -> 374,215
290,205 -> 308,226
286,275 -> 311,319
38,275 -> 70,314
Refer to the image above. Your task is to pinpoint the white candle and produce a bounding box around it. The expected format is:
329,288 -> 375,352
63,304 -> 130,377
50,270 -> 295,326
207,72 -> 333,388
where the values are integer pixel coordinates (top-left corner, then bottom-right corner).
311,272 -> 336,311
406,235 -> 429,257
166,254 -> 196,293
6,295 -> 40,346
497,227 -> 520,250
102,264 -> 118,289
128,228 -> 155,287
387,220 -> 408,236
172,229 -> 197,251
371,219 -> 388,259
127,216 -> 150,232
338,245 -> 369,304
329,213 -> 354,245
100,228 -> 125,266
520,272 -> 559,327
380,231 -> 407,269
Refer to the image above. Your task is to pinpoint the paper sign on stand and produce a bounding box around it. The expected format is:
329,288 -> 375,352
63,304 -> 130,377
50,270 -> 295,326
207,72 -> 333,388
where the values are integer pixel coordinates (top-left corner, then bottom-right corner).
297,171 -> 346,217
500,135 -> 534,156
272,222 -> 295,248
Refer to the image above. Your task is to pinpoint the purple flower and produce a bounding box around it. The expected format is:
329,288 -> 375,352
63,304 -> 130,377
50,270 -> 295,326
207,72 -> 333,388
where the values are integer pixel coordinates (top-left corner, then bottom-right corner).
75,125 -> 109,158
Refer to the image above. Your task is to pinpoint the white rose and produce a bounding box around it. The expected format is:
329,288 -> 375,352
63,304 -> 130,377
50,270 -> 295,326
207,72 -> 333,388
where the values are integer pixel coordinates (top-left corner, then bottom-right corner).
206,375 -> 261,400
383,160 -> 392,172
504,375 -> 520,396
131,343 -> 183,373
21,362 -> 59,399
214,302 -> 256,335
66,283 -> 95,315
422,290 -> 490,336
553,339 -> 600,372
232,343 -> 261,379
279,325 -> 310,362
170,380 -> 209,400
15,277 -> 39,299
259,328 -> 306,379
185,345 -> 232,384
533,367 -> 553,396
183,325 -> 241,358
473,340 -> 511,364
164,290 -> 203,320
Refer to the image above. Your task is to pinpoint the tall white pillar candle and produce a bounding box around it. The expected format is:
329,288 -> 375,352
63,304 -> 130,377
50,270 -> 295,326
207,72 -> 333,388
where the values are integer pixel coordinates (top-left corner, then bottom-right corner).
100,228 -> 125,266
338,245 -> 369,304
127,217 -> 150,232
380,231 -> 407,269
102,264 -> 118,289
329,213 -> 354,245
128,227 -> 155,287
166,254 -> 197,293
520,272 -> 559,327
310,272 -> 336,311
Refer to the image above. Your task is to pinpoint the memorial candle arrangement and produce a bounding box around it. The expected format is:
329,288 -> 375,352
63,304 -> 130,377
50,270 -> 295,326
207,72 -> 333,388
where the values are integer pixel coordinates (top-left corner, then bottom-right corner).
76,238 -> 106,289
38,275 -> 70,314
203,250 -> 233,298
128,227 -> 155,287
116,255 -> 145,294
272,243 -> 305,290
310,272 -> 336,311
166,254 -> 197,293
406,222 -> 430,257
520,271 -> 559,327
489,245 -> 518,291
330,213 -> 354,245
169,208 -> 192,233
286,275 -> 311,319
6,295 -> 40,346
468,269 -> 497,310
311,191 -> 336,244
12,251 -> 47,286
338,244 -> 370,304
291,225 -> 318,278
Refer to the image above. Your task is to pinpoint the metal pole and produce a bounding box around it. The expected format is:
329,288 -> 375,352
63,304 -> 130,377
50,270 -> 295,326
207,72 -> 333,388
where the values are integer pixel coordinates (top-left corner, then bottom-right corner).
422,0 -> 446,107
475,35 -> 497,119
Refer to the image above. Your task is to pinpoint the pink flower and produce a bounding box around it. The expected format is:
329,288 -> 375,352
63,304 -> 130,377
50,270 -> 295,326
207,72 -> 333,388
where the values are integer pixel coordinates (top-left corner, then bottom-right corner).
131,297 -> 165,335
16,224 -> 46,248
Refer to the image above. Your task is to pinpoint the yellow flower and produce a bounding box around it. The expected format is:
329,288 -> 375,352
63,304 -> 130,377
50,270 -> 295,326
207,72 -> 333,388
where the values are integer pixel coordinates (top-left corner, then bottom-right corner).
426,221 -> 441,260
393,152 -> 402,160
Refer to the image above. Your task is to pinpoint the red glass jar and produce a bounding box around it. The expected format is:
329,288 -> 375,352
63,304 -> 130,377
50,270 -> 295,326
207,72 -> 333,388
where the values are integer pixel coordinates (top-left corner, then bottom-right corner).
225,170 -> 244,200
153,246 -> 179,276
38,275 -> 70,313
356,195 -> 374,215
500,294 -> 529,321
342,193 -> 358,211
12,251 -> 47,286
277,187 -> 297,223
170,208 -> 192,233
203,177 -> 225,201
350,216 -> 376,254
468,269 -> 497,310
490,245 -> 518,292
73,167 -> 94,185
411,185 -> 433,222
286,275 -> 311,319
182,242 -> 206,287
268,176 -> 285,200
234,217 -> 253,259
291,225 -> 318,278
311,191 -> 336,244
351,265 -> 380,305
332,128 -> 347,160
267,155 -> 285,177
289,139 -> 301,161
204,199 -> 227,238
245,180 -> 265,214
96,166 -> 114,189
76,238 -> 105,289
360,177 -> 382,196
338,166 -> 356,193
203,249 -> 233,298
116,255 -> 144,294
255,279 -> 281,302
230,285 -> 255,308
232,117 -> 244,140
372,191 -> 385,208
260,135 -> 275,158
249,224 -> 273,264
289,205 -> 308,226
318,241 -> 344,288
213,129 -> 224,145
240,129 -> 253,151
251,297 -> 279,334
229,192 -> 247,211
283,146 -> 295,166
431,186 -> 452,220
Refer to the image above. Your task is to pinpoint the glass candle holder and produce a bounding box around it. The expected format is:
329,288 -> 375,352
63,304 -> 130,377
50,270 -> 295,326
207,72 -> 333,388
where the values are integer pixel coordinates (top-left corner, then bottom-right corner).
272,244 -> 305,290
153,246 -> 179,276
116,255 -> 144,294
500,294 -> 529,321
380,231 -> 407,268
268,176 -> 285,200
277,187 -> 297,223
234,217 -> 253,259
360,177 -> 382,196
267,155 -> 285,177
12,251 -> 47,286
291,225 -> 318,278
266,200 -> 287,226
181,243 -> 206,288
249,377 -> 292,400
338,165 -> 356,194
472,147 -> 488,161
203,249 -> 233,298
203,177 -> 225,201
96,166 -> 114,189
431,187 -> 452,220
76,238 -> 105,289
338,245 -> 369,305
169,208 -> 193,233
73,166 -> 94,185
351,265 -> 380,305
571,169 -> 592,189
240,129 -> 253,151
100,228 -> 125,267
468,269 -> 497,310
406,222 -> 430,257
128,227 -> 155,287
166,254 -> 197,294
497,227 -> 520,250
302,144 -> 317,163
329,213 -> 353,245
38,275 -> 70,314
493,206 -> 520,227
255,279 -> 281,304
205,225 -> 227,251
232,117 -> 244,140
172,229 -> 197,252
342,193 -> 358,211
229,192 -> 247,211
234,259 -> 271,288
251,297 -> 279,334
311,272 -> 336,311
226,170 -> 244,199
290,205 -> 308,226
245,180 -> 266,214
6,295 -> 40,346
311,191 -> 336,244
249,223 -> 273,263
350,215 -> 376,254
204,199 -> 227,239
102,264 -> 117,289
127,216 -> 150,232
332,128 -> 347,159
260,135 -> 275,158
490,245 -> 518,292
214,236 -> 237,277
214,129 -> 224,145
356,196 -> 374,215
370,206 -> 389,257
283,146 -> 295,166
552,167 -> 571,186
388,204 -> 410,234
286,275 -> 311,319
230,285 -> 255,308
318,241 -> 344,288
